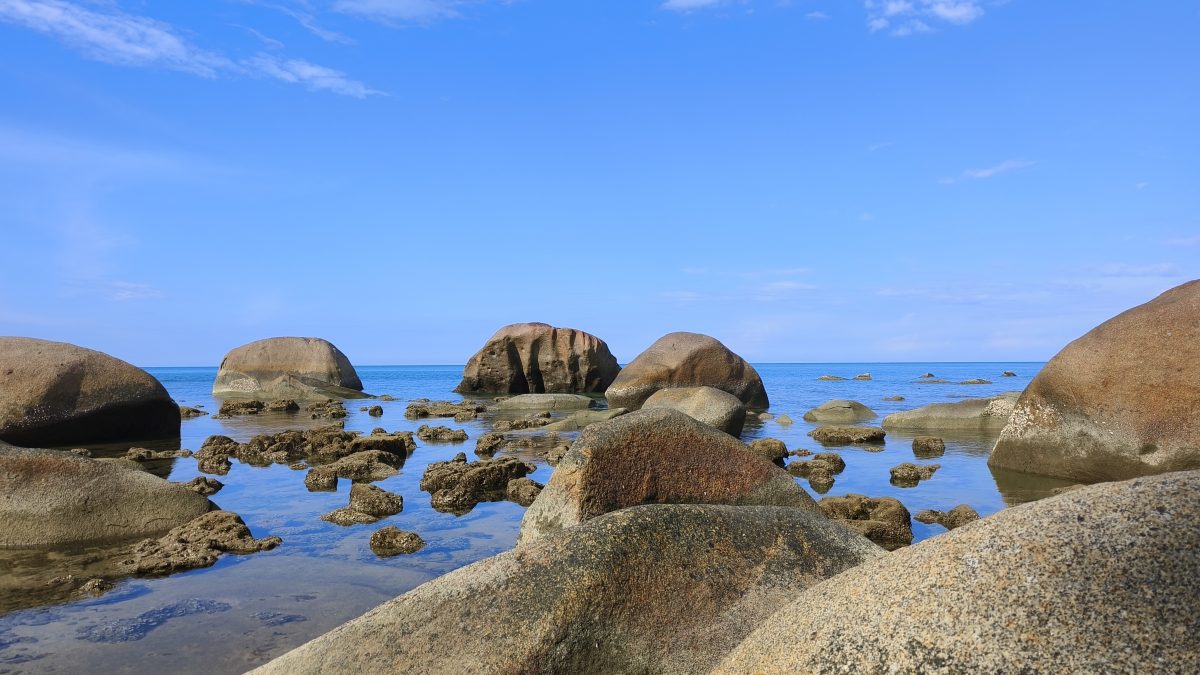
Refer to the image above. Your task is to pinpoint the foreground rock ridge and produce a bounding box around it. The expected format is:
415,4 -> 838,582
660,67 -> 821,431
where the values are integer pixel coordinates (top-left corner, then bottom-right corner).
518,408 -> 816,544
253,504 -> 883,674
717,470 -> 1200,673
605,332 -> 768,410
990,279 -> 1200,481
455,322 -> 620,394
212,337 -> 365,401
0,337 -> 180,447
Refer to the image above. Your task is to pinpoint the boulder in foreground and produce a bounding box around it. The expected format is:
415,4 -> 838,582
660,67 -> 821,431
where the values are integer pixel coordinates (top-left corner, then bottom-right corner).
0,442 -> 212,548
718,470 -> 1200,673
641,385 -> 746,435
212,337 -> 365,401
0,337 -> 179,447
519,408 -> 816,544
990,280 -> 1200,482
253,504 -> 882,675
455,323 -> 620,394
605,332 -> 768,410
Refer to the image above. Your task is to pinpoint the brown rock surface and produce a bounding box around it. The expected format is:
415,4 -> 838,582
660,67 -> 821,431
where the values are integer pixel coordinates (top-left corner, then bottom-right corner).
455,323 -> 619,394
605,332 -> 768,410
213,337 -> 364,401
817,494 -> 913,551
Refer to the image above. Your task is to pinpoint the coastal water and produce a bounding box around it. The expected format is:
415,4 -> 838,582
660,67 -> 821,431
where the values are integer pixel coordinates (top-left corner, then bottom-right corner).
0,362 -> 1066,674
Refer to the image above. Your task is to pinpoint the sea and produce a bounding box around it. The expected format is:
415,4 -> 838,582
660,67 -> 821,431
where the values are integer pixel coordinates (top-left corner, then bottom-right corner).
0,362 -> 1072,674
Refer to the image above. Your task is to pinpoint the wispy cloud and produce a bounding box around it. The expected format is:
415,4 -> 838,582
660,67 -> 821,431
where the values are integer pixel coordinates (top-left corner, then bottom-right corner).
865,0 -> 985,37
1166,234 -> 1200,247
939,159 -> 1036,184
0,0 -> 378,96
805,11 -> 830,20
65,278 -> 166,302
244,1 -> 356,44
334,0 -> 469,23
866,140 -> 893,152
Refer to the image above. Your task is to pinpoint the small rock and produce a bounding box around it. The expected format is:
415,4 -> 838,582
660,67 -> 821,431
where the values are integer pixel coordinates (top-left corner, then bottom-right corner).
120,511 -> 281,575
307,400 -> 347,419
266,399 -> 300,412
776,414 -> 794,425
883,395 -> 905,402
506,477 -> 544,507
919,373 -> 936,379
853,373 -> 872,381
405,400 -> 486,420
914,504 -> 980,530
1001,371 -> 1017,377
367,406 -> 383,417
379,395 -> 396,401
959,378 -> 992,385
475,432 -> 506,457
349,483 -> 403,517
181,476 -> 224,496
818,494 -> 913,551
890,462 -> 941,487
180,406 -> 208,419
370,526 -> 426,557
417,425 -> 468,443
817,375 -> 847,381
757,412 -> 774,421
79,578 -> 113,596
321,507 -> 380,526
749,438 -> 788,466
912,436 -> 946,458
70,448 -> 93,457
217,400 -> 265,416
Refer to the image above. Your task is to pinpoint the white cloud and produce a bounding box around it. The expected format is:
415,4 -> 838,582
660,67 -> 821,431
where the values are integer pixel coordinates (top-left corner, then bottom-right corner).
865,0 -> 985,36
866,141 -> 894,151
0,0 -> 378,96
661,0 -> 736,12
940,158 -> 1036,184
804,11 -> 830,20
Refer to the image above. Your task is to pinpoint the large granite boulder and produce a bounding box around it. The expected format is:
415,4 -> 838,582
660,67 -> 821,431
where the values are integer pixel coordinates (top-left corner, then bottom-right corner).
882,393 -> 1018,433
641,385 -> 746,435
0,442 -> 213,547
605,332 -> 768,410
455,323 -> 619,394
518,408 -> 816,544
803,399 -> 877,423
212,337 -> 365,401
717,470 -> 1200,673
990,281 -> 1200,481
253,504 -> 882,675
0,337 -> 179,446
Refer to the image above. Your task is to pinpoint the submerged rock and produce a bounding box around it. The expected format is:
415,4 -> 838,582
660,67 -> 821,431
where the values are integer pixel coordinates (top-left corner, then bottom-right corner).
641,386 -> 746,435
253,504 -> 882,675
180,406 -> 208,419
914,504 -> 980,530
404,399 -> 486,420
605,332 -> 768,410
369,527 -> 426,557
212,337 -> 365,401
0,442 -> 211,548
912,435 -> 946,458
718,471 -> 1200,673
808,425 -> 885,446
959,378 -> 992,385
455,323 -> 620,394
817,375 -> 847,381
818,494 -> 913,551
216,400 -> 265,417
120,511 -> 281,576
518,409 -> 817,544
305,450 -> 405,490
0,337 -> 180,447
991,280 -> 1200,482
494,393 -> 594,411
882,393 -> 1018,433
306,400 -> 348,419
542,408 -> 629,432
803,399 -> 877,423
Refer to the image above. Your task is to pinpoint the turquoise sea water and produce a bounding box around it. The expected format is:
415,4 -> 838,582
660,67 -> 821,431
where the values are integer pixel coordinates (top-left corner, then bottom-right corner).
0,362 -> 1065,674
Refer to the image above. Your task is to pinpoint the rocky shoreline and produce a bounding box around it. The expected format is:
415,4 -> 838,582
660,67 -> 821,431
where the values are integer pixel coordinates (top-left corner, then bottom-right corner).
2,285 -> 1199,672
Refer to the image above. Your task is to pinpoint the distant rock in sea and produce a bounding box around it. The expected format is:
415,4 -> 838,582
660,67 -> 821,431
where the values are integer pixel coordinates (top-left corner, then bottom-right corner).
212,337 -> 366,401
455,323 -> 619,395
605,332 -> 768,410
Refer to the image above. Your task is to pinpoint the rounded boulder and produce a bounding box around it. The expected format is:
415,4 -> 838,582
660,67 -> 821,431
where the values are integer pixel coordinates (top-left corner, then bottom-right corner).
605,332 -> 767,410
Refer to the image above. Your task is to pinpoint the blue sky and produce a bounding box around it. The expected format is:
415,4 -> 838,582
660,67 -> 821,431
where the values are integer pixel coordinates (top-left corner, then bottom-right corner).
0,0 -> 1197,367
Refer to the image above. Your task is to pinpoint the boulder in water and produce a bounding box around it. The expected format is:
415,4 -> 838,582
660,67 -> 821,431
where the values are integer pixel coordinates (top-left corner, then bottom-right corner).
455,323 -> 619,394
605,332 -> 768,410
212,337 -> 365,401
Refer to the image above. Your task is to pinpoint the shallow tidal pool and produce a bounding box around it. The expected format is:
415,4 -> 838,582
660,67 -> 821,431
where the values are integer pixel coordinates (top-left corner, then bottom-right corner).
0,362 -> 1070,674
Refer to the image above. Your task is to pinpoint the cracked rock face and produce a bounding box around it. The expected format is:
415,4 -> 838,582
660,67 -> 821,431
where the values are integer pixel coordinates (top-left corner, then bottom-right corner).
455,322 -> 620,395
990,280 -> 1200,482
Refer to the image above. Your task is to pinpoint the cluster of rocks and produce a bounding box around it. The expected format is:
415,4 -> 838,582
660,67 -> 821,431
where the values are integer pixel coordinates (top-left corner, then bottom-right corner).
194,425 -> 414,476
405,399 -> 487,422
419,453 -> 536,514
786,452 -> 845,493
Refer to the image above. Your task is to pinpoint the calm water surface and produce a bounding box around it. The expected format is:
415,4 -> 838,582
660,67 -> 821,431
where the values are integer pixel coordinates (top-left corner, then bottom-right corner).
0,362 -> 1064,674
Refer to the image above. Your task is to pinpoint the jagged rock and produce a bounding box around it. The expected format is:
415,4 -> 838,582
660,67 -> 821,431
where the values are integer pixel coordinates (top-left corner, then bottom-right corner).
349,483 -> 403,517
817,375 -> 847,381
420,455 -> 533,514
853,373 -> 872,381
369,527 -> 426,557
306,400 -> 347,419
505,477 -> 544,507
914,504 -> 980,530
456,323 -> 620,394
180,476 -> 224,496
912,435 -> 946,458
180,406 -> 208,419
404,400 -> 486,420
808,425 -> 885,446
266,399 -> 300,412
218,400 -> 266,417
475,432 -> 506,457
119,511 -> 281,575
213,337 -> 364,401
416,425 -> 468,443
803,399 -> 877,423
321,508 -> 379,526
1002,370 -> 1017,377
254,504 -> 882,675
518,409 -> 817,544
890,462 -> 940,487
605,332 -> 768,410
818,494 -> 913,551
305,450 -> 404,491
0,337 -> 179,446
960,378 -> 992,385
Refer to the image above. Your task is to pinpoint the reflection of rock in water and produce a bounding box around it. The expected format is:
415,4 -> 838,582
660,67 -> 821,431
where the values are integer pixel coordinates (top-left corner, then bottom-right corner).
77,599 -> 232,643
989,465 -> 1081,507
